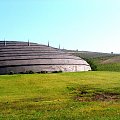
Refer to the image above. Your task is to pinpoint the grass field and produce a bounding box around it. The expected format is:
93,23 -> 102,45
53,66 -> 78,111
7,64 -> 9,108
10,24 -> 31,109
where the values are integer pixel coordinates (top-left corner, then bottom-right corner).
91,56 -> 120,71
0,72 -> 120,120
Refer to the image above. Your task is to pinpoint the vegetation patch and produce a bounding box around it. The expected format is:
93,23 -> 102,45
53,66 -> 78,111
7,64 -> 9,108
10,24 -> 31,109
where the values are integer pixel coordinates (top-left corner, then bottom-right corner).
83,58 -> 97,71
73,85 -> 120,102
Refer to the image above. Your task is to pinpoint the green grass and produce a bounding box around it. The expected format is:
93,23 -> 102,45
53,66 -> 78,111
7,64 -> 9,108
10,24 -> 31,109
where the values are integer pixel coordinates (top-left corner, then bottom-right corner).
91,56 -> 120,71
96,63 -> 120,71
0,72 -> 120,119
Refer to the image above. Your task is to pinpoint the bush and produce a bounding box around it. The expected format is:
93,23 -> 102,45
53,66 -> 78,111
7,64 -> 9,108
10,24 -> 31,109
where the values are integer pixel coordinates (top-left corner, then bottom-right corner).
36,72 -> 41,74
9,71 -> 14,75
19,72 -> 25,74
52,71 -> 62,73
52,71 -> 58,73
26,70 -> 35,74
40,71 -> 47,74
83,58 -> 97,71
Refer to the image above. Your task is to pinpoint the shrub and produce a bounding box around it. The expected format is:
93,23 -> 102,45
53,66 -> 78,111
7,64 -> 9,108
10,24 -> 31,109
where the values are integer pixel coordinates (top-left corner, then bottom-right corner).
52,71 -> 58,73
52,70 -> 63,73
9,71 -> 14,75
83,58 -> 97,71
59,70 -> 63,73
36,72 -> 41,74
40,71 -> 47,74
26,70 -> 35,74
19,72 -> 25,74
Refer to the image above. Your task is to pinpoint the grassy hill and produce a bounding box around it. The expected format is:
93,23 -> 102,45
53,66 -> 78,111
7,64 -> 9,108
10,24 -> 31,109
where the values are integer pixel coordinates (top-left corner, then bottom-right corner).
0,72 -> 120,119
63,49 -> 115,58
90,56 -> 120,71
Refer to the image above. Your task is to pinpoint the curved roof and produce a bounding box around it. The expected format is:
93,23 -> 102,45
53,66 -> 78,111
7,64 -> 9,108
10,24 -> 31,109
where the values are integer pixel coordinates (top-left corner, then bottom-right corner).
0,41 -> 91,74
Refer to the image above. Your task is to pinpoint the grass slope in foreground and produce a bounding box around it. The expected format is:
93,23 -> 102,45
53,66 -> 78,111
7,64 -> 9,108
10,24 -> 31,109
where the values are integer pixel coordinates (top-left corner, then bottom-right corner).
0,72 -> 120,120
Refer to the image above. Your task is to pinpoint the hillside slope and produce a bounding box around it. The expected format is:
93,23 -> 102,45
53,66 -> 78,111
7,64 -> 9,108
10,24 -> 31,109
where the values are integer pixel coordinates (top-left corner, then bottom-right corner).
92,56 -> 120,71
62,49 -> 115,58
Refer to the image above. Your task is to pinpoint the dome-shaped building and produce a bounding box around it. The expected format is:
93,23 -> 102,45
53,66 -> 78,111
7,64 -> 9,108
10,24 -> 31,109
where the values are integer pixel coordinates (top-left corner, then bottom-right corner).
0,41 -> 91,74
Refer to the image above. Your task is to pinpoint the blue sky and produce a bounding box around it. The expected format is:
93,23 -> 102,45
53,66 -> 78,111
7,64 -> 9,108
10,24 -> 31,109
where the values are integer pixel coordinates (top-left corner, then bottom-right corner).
0,0 -> 120,53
